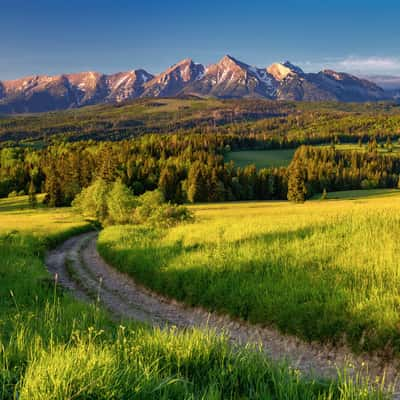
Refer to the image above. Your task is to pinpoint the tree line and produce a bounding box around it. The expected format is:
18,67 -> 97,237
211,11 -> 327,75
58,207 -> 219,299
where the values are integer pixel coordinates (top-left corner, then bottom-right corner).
2,133 -> 400,205
0,134 -> 288,205
287,144 -> 400,202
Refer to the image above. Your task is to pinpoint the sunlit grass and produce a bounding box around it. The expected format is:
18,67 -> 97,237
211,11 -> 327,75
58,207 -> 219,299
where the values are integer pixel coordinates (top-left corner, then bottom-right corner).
0,196 -> 385,398
99,193 -> 400,355
319,143 -> 400,154
0,195 -> 89,236
310,188 -> 400,200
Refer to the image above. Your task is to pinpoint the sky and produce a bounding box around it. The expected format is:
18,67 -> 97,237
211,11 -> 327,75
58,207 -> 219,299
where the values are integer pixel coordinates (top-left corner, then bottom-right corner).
1,0 -> 400,80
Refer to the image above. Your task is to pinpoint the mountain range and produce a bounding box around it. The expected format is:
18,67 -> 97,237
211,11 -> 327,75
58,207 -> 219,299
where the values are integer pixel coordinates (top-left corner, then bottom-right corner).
0,55 -> 398,113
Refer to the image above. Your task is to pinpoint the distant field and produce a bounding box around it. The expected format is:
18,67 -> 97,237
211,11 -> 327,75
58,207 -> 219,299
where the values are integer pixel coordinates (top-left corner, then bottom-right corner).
319,142 -> 400,154
0,194 -> 46,212
224,142 -> 400,170
99,192 -> 400,355
225,149 -> 295,168
0,195 -> 89,236
311,188 -> 400,200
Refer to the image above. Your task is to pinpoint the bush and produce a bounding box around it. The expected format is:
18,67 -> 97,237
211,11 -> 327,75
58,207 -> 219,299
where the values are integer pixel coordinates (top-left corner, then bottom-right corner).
72,179 -> 111,223
134,190 -> 193,227
7,189 -> 24,198
72,179 -> 136,226
106,181 -> 137,225
73,181 -> 193,227
133,190 -> 164,223
361,179 -> 378,190
147,203 -> 194,228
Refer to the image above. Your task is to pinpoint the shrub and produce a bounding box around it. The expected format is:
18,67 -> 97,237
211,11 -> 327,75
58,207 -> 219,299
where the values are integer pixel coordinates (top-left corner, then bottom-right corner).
361,179 -> 378,190
106,180 -> 137,225
133,190 -> 165,223
134,190 -> 193,227
72,178 -> 110,223
73,182 -> 193,227
147,203 -> 194,228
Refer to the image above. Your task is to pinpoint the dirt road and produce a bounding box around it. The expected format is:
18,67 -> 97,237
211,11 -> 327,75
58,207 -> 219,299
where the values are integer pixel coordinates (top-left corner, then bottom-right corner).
46,231 -> 400,396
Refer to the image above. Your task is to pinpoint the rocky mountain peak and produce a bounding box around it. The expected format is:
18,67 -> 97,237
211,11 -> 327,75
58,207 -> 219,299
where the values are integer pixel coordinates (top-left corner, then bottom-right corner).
283,61 -> 304,75
0,55 -> 393,113
267,62 -> 300,81
156,59 -> 204,83
215,55 -> 249,71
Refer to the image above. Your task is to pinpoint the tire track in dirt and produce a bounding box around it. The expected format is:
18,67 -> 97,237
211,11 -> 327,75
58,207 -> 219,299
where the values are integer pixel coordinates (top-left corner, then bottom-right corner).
46,231 -> 400,397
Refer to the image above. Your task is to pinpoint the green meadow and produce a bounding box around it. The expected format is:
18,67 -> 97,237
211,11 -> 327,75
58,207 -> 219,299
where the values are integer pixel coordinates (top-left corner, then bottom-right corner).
0,196 -> 384,399
225,149 -> 296,168
98,193 -> 400,356
318,142 -> 400,155
310,188 -> 400,200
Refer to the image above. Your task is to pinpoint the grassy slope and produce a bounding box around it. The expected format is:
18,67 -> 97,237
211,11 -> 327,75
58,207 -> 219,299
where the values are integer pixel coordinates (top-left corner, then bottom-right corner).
225,149 -> 296,168
98,193 -> 400,357
0,196 -> 379,399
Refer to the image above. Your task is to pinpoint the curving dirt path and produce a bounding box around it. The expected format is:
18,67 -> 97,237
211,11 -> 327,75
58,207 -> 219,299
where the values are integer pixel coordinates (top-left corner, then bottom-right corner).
46,231 -> 400,397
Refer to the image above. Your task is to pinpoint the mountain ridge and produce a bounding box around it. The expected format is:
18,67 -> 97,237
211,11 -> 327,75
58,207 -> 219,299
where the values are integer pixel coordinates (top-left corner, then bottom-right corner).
0,55 -> 395,113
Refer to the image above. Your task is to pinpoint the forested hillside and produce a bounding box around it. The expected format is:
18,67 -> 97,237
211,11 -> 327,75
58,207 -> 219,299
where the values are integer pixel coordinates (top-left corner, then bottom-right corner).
2,98 -> 400,204
1,98 -> 400,146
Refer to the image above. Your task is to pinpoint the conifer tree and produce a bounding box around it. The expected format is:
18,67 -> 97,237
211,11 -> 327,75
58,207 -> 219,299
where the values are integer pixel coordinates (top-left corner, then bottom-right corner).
158,165 -> 180,203
187,162 -> 207,203
287,162 -> 307,203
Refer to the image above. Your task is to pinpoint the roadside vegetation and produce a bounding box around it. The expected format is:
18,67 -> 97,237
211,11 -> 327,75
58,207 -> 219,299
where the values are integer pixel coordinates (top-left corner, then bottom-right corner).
72,179 -> 193,227
98,194 -> 400,357
2,196 -> 386,399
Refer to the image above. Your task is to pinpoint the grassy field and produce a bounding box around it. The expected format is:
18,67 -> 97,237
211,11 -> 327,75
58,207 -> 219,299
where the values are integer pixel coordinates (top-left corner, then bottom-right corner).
0,196 -> 382,399
98,193 -> 400,358
319,142 -> 400,154
224,142 -> 400,171
225,149 -> 295,168
0,195 -> 91,237
310,188 -> 400,200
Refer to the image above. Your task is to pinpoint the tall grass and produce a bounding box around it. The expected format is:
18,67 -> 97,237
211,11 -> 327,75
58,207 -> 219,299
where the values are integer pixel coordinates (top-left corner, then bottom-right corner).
0,197 -> 392,398
98,195 -> 400,355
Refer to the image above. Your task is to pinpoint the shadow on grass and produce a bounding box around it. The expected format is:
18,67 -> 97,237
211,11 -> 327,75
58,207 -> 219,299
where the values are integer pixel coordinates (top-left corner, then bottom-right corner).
99,221 -> 397,354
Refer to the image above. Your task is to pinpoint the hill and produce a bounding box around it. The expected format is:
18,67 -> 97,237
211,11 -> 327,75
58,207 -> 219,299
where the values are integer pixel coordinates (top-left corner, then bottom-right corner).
1,98 -> 400,145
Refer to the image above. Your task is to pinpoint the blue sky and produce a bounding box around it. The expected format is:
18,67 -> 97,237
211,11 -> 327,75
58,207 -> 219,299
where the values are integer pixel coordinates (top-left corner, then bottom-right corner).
1,0 -> 400,80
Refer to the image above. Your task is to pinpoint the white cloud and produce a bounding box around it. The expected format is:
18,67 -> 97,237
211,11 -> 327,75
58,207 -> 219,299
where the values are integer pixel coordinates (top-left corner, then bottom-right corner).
297,56 -> 400,76
337,56 -> 400,73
